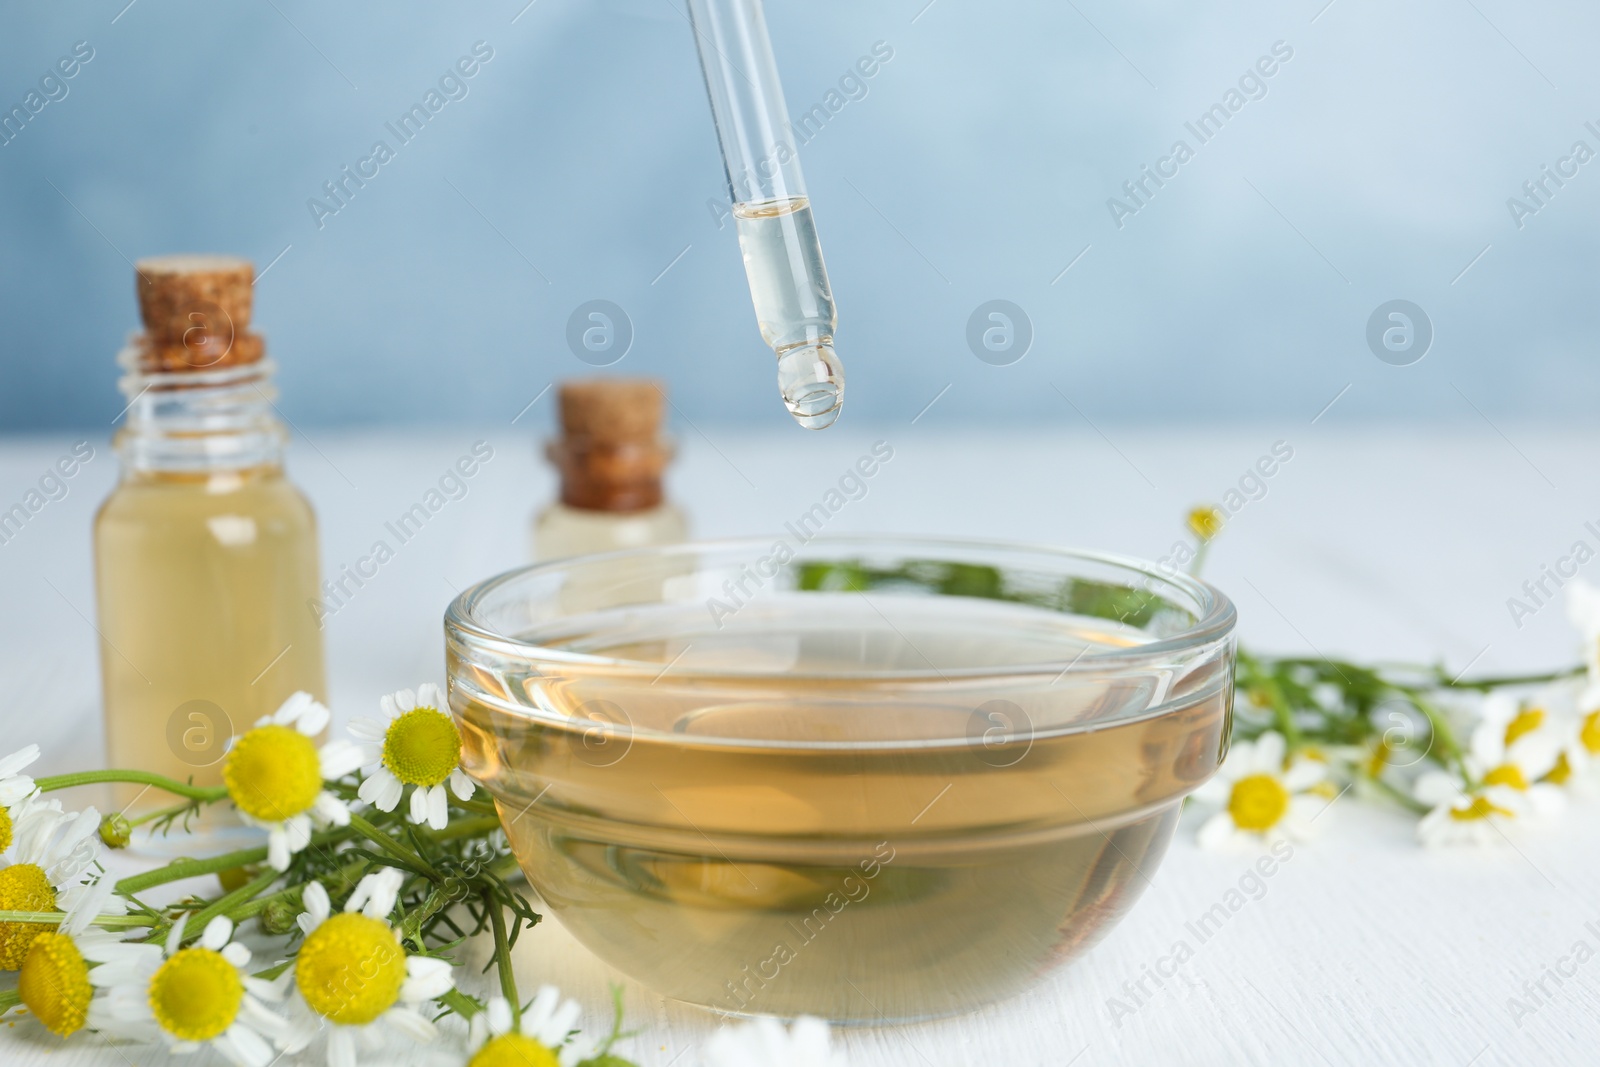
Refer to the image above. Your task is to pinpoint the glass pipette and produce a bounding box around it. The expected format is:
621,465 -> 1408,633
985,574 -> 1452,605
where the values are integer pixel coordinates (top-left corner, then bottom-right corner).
685,0 -> 845,430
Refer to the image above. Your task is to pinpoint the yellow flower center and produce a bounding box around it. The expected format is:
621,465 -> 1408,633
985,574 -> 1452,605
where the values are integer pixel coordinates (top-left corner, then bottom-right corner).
1504,707 -> 1545,746
382,707 -> 463,788
470,1033 -> 562,1067
0,864 -> 58,970
1482,764 -> 1528,791
1546,753 -> 1574,785
1583,711 -> 1600,756
148,947 -> 244,1042
295,912 -> 406,1025
223,724 -> 323,822
1227,774 -> 1290,832
0,806 -> 12,855
19,932 -> 91,1036
1451,794 -> 1513,821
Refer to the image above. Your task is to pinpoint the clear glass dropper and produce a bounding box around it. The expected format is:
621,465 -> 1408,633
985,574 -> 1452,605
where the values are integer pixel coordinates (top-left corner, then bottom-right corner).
685,0 -> 845,430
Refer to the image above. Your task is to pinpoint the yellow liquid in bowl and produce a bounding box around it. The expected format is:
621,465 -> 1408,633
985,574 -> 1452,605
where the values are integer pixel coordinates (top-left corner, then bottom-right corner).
453,595 -> 1229,1022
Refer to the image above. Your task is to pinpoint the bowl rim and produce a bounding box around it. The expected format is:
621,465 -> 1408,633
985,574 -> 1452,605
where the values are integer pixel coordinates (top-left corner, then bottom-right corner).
444,534 -> 1237,683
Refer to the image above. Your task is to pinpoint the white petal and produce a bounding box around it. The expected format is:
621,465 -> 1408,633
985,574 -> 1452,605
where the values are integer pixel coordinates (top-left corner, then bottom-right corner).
409,783 -> 431,825
393,688 -> 417,713
296,698 -> 332,737
1251,732 -> 1286,773
486,996 -> 513,1037
538,999 -> 582,1047
427,785 -> 448,830
166,914 -> 189,955
560,1037 -> 598,1067
319,740 -> 366,780
1470,721 -> 1506,769
360,769 -> 404,812
0,744 -> 41,779
1196,812 -> 1241,851
283,813 -> 312,853
268,828 -> 290,872
384,1006 -> 436,1043
525,985 -> 561,1032
349,718 -> 387,742
223,942 -> 252,968
450,768 -> 476,801
302,881 -> 330,922
274,691 -> 315,727
329,1027 -> 357,1067
312,792 -> 351,828
1281,758 -> 1326,792
202,915 -> 235,951
223,1021 -> 274,1067
1510,734 -> 1561,779
416,682 -> 444,711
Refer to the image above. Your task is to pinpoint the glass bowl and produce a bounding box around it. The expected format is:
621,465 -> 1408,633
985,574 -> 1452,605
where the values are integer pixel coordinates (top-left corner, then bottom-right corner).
445,536 -> 1236,1023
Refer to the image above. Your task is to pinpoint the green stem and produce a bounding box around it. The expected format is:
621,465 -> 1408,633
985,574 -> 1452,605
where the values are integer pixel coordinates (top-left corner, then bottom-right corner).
115,825 -> 354,895
129,798 -> 202,829
1398,689 -> 1466,772
231,859 -> 371,924
1437,665 -> 1585,691
348,813 -> 438,876
440,987 -> 483,1020
0,910 -> 154,929
1363,773 -> 1430,815
184,869 -> 281,940
423,815 -> 502,843
488,895 -> 520,1027
0,989 -> 19,1014
35,770 -> 228,802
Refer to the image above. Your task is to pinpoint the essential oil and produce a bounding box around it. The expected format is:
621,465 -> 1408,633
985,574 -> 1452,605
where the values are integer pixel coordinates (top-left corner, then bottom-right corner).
455,593 -> 1228,1021
94,255 -> 326,825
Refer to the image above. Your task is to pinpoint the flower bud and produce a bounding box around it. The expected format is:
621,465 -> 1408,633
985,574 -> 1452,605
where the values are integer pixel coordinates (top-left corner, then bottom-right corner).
259,899 -> 299,935
1186,505 -> 1225,543
98,813 -> 132,849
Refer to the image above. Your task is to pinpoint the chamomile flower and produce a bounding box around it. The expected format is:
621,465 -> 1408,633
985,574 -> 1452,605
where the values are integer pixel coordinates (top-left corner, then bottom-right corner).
18,876 -> 133,1037
222,691 -> 360,871
92,913 -> 293,1067
286,867 -> 455,1067
1415,775 -> 1518,846
1193,731 -> 1332,851
1464,692 -> 1565,818
0,796 -> 105,969
344,684 -> 474,831
467,990 -> 595,1067
703,1015 -> 847,1067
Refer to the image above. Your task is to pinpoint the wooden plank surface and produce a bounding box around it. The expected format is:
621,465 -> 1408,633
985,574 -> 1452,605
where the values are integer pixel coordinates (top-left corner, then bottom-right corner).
0,423 -> 1592,1066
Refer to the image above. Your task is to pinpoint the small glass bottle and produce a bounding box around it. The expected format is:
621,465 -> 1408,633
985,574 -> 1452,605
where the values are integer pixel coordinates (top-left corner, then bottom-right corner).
533,379 -> 688,560
94,255 -> 327,831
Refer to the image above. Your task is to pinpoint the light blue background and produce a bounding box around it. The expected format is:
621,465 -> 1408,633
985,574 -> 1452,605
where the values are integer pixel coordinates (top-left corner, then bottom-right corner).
1,0 -> 1596,430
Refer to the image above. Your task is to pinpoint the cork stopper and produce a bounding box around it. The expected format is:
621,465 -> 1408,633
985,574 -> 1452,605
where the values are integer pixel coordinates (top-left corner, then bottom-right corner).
134,254 -> 261,372
549,379 -> 672,512
558,379 -> 664,444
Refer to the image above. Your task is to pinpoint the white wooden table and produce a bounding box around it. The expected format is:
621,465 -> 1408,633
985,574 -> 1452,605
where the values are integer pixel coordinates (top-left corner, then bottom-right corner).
2,422 -> 1595,1066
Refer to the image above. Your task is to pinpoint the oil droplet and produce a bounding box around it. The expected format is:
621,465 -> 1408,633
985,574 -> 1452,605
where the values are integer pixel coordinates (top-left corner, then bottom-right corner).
776,343 -> 844,430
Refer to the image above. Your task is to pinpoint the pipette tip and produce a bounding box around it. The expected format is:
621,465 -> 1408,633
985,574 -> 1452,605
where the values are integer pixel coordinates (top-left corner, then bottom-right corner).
776,343 -> 845,430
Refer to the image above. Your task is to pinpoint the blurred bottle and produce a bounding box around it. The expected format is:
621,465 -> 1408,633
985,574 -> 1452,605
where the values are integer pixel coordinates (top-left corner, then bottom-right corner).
533,379 -> 688,560
94,255 -> 326,837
